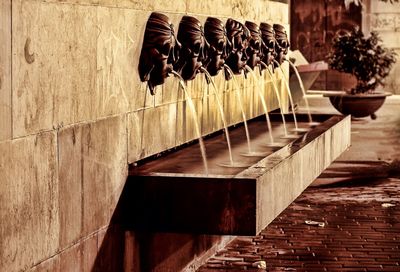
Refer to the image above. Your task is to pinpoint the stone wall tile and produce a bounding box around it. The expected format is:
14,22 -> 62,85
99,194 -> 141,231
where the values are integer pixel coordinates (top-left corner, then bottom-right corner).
60,243 -> 82,272
42,0 -> 186,13
29,256 -> 60,272
141,104 -> 177,158
58,116 -> 127,241
0,132 -> 59,271
0,0 -> 11,141
81,234 -> 98,272
128,110 -> 144,163
58,125 -> 83,249
12,1 -> 97,137
96,7 -> 148,115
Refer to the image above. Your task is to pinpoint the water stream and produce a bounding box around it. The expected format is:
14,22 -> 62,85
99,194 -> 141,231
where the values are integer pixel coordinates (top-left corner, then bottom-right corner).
273,60 -> 309,133
170,71 -> 209,174
286,59 -> 318,125
200,67 -> 249,168
223,65 -> 253,153
259,61 -> 289,137
244,65 -> 284,147
220,64 -> 268,157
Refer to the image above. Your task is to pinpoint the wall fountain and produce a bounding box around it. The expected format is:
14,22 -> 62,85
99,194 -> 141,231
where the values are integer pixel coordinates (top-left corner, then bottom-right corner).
138,12 -> 181,95
129,13 -> 351,235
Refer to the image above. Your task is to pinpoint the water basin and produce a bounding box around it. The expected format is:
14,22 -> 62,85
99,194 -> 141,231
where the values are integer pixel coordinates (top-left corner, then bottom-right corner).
121,113 -> 351,235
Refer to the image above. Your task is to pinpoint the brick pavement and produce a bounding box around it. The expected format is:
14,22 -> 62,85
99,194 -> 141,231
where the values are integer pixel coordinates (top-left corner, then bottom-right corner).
197,97 -> 400,272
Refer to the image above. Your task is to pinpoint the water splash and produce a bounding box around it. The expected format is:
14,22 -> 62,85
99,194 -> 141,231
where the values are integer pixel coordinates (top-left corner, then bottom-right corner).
273,59 -> 299,131
286,59 -> 316,125
170,70 -> 209,174
224,64 -> 253,154
244,65 -> 279,146
260,61 -> 288,137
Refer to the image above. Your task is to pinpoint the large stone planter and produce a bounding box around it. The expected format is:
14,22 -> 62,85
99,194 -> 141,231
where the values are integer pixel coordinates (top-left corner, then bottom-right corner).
324,92 -> 392,119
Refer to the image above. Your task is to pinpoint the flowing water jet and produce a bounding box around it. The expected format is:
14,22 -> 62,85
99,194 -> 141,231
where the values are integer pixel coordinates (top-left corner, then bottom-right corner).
170,71 -> 209,174
200,67 -> 249,168
245,65 -> 285,148
259,61 -> 290,138
273,60 -> 309,133
224,65 -> 268,157
285,59 -> 320,126
262,63 -> 299,139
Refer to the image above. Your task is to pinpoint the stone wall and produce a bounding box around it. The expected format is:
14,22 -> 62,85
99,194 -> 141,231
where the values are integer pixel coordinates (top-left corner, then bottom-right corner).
0,1 -> 289,271
363,1 -> 400,94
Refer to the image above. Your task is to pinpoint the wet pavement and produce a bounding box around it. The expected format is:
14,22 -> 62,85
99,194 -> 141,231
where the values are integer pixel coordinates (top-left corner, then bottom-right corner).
197,96 -> 400,271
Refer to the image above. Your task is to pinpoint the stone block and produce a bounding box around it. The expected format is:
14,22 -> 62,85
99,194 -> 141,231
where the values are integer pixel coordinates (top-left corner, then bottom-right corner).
239,86 -> 253,120
0,132 -> 59,271
41,0 -> 186,12
201,90 -> 223,136
58,125 -> 83,249
378,31 -> 400,49
186,0 -> 235,18
81,234 -> 99,272
60,243 -> 82,272
186,73 -> 207,100
12,0 -> 97,137
371,1 -> 400,13
176,98 -> 203,146
58,115 -> 127,242
370,13 -> 397,31
29,256 -> 60,272
128,110 -> 144,163
153,0 -> 186,12
0,0 -> 11,141
223,89 -> 241,126
96,7 -> 148,115
186,0 -> 278,21
161,76 -> 181,105
212,72 -> 228,95
141,104 -> 177,158
261,1 -> 289,24
58,234 -> 98,272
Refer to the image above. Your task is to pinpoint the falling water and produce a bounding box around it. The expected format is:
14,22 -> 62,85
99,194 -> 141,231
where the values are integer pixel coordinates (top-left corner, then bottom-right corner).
200,67 -> 242,167
285,59 -> 315,124
273,59 -> 302,131
170,71 -> 209,174
260,61 -> 289,137
223,64 -> 253,154
244,65 -> 279,146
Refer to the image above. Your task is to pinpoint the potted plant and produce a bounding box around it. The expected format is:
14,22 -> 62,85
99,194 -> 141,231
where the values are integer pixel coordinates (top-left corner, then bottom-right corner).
325,28 -> 397,119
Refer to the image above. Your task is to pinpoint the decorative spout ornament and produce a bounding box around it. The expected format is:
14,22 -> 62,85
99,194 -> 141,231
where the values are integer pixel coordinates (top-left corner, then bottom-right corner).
273,24 -> 290,66
259,22 -> 276,68
203,17 -> 231,76
174,16 -> 209,81
244,21 -> 263,70
138,12 -> 181,95
225,18 -> 250,75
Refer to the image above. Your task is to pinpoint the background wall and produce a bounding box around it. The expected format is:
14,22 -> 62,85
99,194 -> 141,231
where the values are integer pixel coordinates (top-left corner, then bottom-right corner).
290,0 -> 400,93
290,0 -> 362,90
363,0 -> 400,94
0,0 -> 289,271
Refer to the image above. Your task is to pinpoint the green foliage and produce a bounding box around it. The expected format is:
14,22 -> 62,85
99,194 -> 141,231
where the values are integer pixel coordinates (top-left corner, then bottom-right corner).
327,29 -> 397,94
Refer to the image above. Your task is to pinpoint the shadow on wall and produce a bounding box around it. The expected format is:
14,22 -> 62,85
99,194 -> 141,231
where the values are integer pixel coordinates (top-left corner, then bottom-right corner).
91,181 -> 224,272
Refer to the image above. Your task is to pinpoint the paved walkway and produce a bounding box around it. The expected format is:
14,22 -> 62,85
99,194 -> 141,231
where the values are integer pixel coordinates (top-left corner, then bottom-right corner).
198,96 -> 400,272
